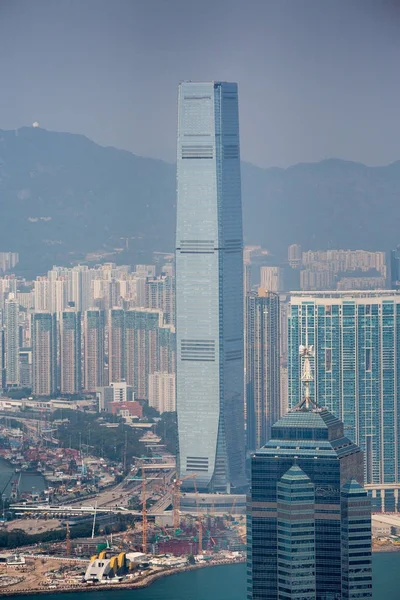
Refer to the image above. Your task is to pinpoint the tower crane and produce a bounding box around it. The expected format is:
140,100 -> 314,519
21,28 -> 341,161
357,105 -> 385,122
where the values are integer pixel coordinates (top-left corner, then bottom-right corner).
66,521 -> 71,556
172,474 -> 203,553
132,461 -> 163,553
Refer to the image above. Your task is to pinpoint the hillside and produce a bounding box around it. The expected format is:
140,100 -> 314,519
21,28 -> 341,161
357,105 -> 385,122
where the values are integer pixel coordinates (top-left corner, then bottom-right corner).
0,126 -> 399,276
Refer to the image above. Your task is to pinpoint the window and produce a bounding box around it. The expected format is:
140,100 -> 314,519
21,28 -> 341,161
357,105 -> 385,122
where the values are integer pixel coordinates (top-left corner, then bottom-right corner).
325,349 -> 332,372
366,349 -> 372,371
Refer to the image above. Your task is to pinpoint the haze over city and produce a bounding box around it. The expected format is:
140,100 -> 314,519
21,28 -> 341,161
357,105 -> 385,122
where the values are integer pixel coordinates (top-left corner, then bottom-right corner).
1,0 -> 400,167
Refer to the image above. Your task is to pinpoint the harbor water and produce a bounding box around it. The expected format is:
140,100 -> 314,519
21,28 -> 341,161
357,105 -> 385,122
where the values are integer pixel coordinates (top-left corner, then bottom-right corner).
6,553 -> 400,600
0,457 -> 46,498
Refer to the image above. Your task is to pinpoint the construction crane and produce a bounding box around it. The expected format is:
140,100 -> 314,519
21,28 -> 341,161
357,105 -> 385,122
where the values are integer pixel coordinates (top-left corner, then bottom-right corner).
172,473 -> 199,529
132,461 -> 163,553
0,472 -> 15,520
229,497 -> 237,518
172,474 -> 204,553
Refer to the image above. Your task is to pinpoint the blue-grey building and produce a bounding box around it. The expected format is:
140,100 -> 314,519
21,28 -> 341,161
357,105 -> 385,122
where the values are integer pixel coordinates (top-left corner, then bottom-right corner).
288,291 -> 400,485
175,81 -> 246,492
246,290 -> 281,452
247,346 -> 372,600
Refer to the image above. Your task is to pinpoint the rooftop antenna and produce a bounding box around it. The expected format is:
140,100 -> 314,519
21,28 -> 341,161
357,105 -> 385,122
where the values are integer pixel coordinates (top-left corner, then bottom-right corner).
294,345 -> 318,411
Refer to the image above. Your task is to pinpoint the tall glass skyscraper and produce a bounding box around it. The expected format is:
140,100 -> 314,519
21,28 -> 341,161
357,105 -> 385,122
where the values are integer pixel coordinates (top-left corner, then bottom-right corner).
247,346 -> 372,600
288,291 -> 400,484
175,81 -> 246,492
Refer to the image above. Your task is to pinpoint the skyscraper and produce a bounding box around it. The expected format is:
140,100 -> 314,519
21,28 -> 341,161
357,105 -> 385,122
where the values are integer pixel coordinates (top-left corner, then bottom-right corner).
247,345 -> 372,600
288,290 -> 400,485
175,81 -> 245,492
32,312 -> 57,396
83,308 -> 105,392
59,309 -> 81,394
4,295 -> 20,387
246,290 -> 280,451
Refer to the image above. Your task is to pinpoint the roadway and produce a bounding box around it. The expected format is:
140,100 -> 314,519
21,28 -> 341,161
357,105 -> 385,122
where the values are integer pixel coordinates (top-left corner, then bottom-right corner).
10,503 -> 172,517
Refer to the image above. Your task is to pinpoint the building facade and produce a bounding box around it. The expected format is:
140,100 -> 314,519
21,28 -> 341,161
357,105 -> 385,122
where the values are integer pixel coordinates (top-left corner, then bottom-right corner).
175,81 -> 246,491
32,312 -> 57,396
260,267 -> 284,293
149,372 -> 176,413
59,309 -> 81,394
83,309 -> 105,392
288,291 -> 400,485
246,290 -> 280,451
4,295 -> 20,386
247,346 -> 372,600
108,308 -> 125,383
125,309 -> 161,400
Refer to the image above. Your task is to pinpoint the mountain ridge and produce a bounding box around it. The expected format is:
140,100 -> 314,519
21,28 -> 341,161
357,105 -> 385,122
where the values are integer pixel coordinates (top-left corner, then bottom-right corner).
0,126 -> 399,277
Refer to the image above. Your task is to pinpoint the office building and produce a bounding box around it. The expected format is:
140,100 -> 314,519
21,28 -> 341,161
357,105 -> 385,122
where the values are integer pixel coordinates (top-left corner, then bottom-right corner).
59,309 -> 81,394
175,81 -> 246,491
83,309 -> 105,392
247,345 -> 372,600
32,312 -> 57,396
149,372 -> 176,413
288,291 -> 400,485
96,382 -> 134,412
4,295 -> 20,386
246,290 -> 280,451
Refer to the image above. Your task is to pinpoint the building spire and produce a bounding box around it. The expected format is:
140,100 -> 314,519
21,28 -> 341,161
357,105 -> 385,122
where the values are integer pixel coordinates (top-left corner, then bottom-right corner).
294,344 -> 318,411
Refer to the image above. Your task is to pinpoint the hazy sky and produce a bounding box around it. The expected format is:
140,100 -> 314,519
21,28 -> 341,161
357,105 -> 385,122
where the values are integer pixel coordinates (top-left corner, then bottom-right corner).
1,0 -> 400,168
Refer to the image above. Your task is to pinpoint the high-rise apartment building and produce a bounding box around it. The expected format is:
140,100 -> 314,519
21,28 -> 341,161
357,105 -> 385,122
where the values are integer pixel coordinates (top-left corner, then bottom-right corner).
83,309 -> 105,392
19,349 -> 32,388
59,309 -> 81,394
4,295 -> 20,386
247,346 -> 372,600
32,312 -> 57,396
108,308 -> 125,383
149,372 -> 176,413
287,243 -> 302,268
0,253 -> 19,273
288,290 -> 400,485
125,308 -> 161,400
260,267 -> 284,293
246,290 -> 280,451
145,275 -> 175,325
175,81 -> 245,491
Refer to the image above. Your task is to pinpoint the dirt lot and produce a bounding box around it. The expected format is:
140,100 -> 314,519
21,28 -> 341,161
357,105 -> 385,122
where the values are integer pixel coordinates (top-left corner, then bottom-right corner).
0,558 -> 85,592
4,518 -> 62,534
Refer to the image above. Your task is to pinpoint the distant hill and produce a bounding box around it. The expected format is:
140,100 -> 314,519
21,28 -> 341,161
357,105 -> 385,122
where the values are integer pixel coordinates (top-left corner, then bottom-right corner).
0,126 -> 399,277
